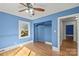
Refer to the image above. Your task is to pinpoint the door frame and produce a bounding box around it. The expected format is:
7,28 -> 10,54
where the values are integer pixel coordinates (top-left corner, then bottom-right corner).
58,13 -> 79,55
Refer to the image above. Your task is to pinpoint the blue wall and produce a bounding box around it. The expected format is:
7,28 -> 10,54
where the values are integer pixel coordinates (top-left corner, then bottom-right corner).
36,25 -> 45,42
0,12 -> 32,49
44,26 -> 52,42
32,6 -> 79,48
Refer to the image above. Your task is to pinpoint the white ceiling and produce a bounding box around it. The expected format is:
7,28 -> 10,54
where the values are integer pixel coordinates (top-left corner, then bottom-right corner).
0,3 -> 79,20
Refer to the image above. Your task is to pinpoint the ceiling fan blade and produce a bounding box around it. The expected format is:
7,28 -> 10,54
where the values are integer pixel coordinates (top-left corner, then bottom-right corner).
19,3 -> 27,7
33,8 -> 45,12
19,9 -> 27,12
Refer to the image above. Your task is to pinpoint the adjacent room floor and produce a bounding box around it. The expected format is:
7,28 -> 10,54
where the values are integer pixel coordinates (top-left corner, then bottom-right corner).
60,39 -> 77,56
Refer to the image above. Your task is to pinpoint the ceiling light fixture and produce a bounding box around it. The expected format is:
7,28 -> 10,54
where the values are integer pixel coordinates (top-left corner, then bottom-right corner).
19,3 -> 45,16
25,8 -> 34,15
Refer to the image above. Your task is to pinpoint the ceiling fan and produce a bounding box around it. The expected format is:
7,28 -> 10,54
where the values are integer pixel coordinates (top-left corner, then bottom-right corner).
19,3 -> 45,15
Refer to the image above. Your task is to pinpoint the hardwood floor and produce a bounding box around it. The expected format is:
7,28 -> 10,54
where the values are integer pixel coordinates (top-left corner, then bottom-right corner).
60,39 -> 77,56
24,42 -> 53,56
0,40 -> 77,56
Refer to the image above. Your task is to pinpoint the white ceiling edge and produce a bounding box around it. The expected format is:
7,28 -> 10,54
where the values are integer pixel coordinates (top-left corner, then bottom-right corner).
0,9 -> 31,20
0,3 -> 79,20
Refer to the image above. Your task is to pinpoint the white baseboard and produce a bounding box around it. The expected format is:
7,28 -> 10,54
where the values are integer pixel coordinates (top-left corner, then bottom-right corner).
19,40 -> 33,47
45,42 -> 52,45
52,46 -> 60,52
0,40 -> 33,53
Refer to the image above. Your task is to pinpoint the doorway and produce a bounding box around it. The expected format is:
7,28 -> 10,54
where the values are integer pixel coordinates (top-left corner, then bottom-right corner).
34,21 -> 52,45
58,14 -> 78,56
66,25 -> 74,41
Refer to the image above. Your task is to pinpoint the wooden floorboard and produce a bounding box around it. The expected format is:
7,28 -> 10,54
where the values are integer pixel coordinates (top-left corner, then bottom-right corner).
60,39 -> 77,56
24,42 -> 52,56
0,39 -> 77,56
